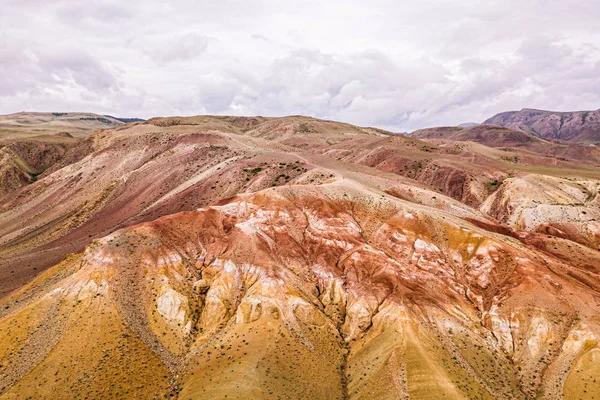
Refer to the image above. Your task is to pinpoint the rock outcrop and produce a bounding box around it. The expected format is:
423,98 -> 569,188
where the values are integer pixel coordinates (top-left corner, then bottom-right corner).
1,184 -> 599,399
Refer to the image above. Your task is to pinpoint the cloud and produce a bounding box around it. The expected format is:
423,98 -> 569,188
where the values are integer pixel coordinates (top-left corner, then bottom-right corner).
38,48 -> 120,92
1,0 -> 600,130
137,33 -> 211,65
0,38 -> 119,98
55,1 -> 133,26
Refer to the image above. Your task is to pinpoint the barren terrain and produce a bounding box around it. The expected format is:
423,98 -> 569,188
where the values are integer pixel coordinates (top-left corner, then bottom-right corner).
485,108 -> 600,144
0,114 -> 599,399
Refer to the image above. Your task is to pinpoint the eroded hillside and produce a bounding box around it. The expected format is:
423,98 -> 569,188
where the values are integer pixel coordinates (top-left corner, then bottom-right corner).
1,183 -> 599,399
0,112 -> 133,197
1,114 -> 599,399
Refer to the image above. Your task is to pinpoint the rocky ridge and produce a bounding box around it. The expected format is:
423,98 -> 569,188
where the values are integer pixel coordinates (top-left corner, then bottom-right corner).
485,108 -> 600,144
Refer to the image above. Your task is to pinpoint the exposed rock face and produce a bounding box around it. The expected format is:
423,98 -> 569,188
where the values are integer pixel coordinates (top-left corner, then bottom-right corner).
485,108 -> 600,143
0,121 -> 318,296
0,139 -> 79,197
157,288 -> 189,326
1,113 -> 599,399
481,174 -> 600,249
1,184 -> 599,399
2,114 -> 597,299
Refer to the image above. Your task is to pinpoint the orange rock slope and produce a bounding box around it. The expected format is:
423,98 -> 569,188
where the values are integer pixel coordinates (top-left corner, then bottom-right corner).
2,182 -> 599,399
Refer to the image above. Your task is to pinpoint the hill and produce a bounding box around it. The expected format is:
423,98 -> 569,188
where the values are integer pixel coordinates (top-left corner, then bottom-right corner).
411,125 -> 538,147
484,108 -> 600,144
0,112 -> 125,139
0,112 -> 130,197
0,114 -> 599,399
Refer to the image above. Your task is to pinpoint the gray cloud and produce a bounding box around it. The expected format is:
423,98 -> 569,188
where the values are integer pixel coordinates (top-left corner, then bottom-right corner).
55,1 -> 133,26
1,0 -> 599,131
38,48 -> 120,91
136,33 -> 211,65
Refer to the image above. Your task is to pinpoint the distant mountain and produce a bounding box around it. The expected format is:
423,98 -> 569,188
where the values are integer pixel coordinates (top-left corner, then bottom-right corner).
457,122 -> 480,128
484,108 -> 600,143
0,112 -> 123,139
410,124 -> 600,164
411,124 -> 538,147
104,115 -> 146,123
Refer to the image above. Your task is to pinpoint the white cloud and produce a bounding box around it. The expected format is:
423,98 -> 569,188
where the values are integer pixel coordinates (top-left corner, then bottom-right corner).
1,0 -> 599,131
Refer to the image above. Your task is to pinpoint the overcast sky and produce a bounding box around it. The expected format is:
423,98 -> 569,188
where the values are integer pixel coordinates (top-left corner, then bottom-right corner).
1,0 -> 599,131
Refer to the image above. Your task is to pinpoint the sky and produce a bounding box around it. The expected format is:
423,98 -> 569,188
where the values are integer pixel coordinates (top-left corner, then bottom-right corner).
1,0 -> 600,132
